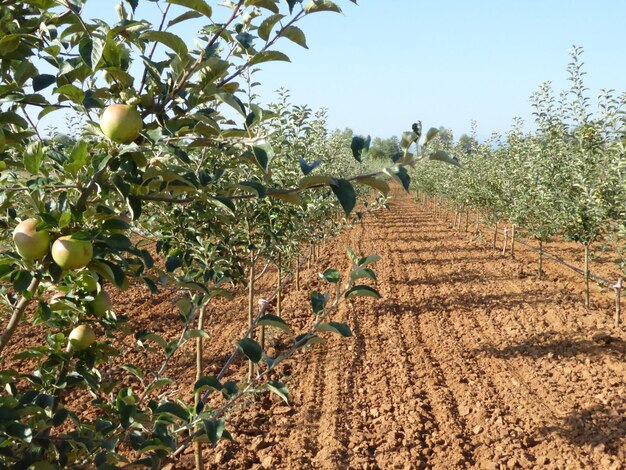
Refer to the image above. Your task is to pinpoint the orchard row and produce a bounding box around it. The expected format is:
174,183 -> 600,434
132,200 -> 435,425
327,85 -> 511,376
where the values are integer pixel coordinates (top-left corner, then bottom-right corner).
410,47 -> 626,306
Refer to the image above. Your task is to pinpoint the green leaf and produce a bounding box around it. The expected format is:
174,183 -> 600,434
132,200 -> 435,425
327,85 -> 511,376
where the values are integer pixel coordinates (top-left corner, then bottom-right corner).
424,127 -> 439,145
400,131 -> 419,152
155,401 -> 188,421
6,422 -> 32,443
165,256 -> 183,272
138,332 -> 168,349
54,84 -> 84,104
281,26 -> 308,48
345,285 -> 381,300
429,150 -> 461,166
32,74 -> 56,92
258,14 -> 284,41
194,376 -> 222,393
304,0 -> 342,13
316,322 -> 353,337
167,10 -> 203,27
266,381 -> 289,404
330,179 -> 356,216
350,267 -> 377,283
203,419 -> 226,446
184,329 -> 210,340
238,181 -> 266,198
238,338 -> 262,363
141,31 -> 188,56
0,34 -> 22,56
252,143 -> 274,172
257,314 -> 291,333
23,142 -> 43,174
249,50 -> 290,66
357,176 -> 390,196
167,0 -> 212,17
78,37 -> 105,70
145,378 -> 174,395
12,270 -> 32,293
299,157 -> 321,175
385,165 -> 411,191
126,195 -> 142,221
298,174 -> 335,189
64,140 -> 88,176
357,254 -> 381,267
346,246 -> 358,265
321,268 -> 340,283
310,291 -> 329,315
351,135 -> 371,162
294,333 -> 325,349
120,364 -> 145,381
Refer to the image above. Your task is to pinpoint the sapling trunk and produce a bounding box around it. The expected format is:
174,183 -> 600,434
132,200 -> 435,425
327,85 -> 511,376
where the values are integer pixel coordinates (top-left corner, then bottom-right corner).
584,243 -> 590,308
502,227 -> 508,256
248,250 -> 256,383
493,223 -> 498,249
537,240 -> 543,280
464,209 -> 469,232
475,213 -> 480,233
296,255 -> 300,290
276,252 -> 282,318
614,279 -> 622,328
0,276 -> 40,359
511,224 -> 516,258
194,302 -> 208,470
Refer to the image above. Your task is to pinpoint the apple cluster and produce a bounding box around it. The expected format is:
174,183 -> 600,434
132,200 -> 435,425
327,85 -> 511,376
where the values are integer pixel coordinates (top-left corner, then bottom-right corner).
12,219 -> 112,351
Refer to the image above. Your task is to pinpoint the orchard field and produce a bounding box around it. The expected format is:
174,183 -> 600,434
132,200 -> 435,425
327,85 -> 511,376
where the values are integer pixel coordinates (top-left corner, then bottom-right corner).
0,1 -> 625,469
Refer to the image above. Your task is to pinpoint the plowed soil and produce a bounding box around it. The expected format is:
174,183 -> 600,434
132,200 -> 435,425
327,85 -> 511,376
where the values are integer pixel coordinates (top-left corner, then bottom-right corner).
4,186 -> 626,469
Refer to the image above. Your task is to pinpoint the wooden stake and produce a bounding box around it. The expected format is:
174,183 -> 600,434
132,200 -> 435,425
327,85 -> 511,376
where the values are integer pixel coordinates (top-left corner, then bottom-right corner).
502,227 -> 509,256
511,224 -> 516,258
614,278 -> 622,328
493,222 -> 498,249
296,255 -> 300,290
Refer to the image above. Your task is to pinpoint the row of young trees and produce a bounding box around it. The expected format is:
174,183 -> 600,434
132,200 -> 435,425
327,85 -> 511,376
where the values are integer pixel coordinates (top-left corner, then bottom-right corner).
0,1 -> 455,468
410,47 -> 626,306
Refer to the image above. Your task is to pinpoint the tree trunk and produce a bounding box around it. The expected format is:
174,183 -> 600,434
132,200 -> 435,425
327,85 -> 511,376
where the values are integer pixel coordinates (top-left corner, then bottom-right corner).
194,303 -> 208,470
248,250 -> 256,383
502,227 -> 508,255
613,277 -> 622,328
493,222 -> 498,249
511,224 -> 516,258
276,253 -> 282,318
296,255 -> 300,290
584,244 -> 590,308
537,240 -> 543,280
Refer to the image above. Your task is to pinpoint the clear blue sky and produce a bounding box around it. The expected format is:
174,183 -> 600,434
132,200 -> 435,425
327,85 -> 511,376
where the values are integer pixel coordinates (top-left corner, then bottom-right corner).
77,1 -> 626,141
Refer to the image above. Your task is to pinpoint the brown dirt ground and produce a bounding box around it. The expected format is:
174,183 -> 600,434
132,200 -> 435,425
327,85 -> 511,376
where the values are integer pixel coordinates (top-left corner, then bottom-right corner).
3,186 -> 626,469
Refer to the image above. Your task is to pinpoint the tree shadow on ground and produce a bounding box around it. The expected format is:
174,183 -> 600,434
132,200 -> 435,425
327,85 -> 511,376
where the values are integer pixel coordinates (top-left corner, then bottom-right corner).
538,402 -> 626,457
477,331 -> 626,360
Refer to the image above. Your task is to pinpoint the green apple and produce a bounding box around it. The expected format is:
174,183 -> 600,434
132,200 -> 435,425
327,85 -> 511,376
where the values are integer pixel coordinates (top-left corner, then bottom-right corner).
68,324 -> 96,351
99,104 -> 142,143
51,236 -> 93,270
89,290 -> 112,317
77,271 -> 99,292
13,218 -> 50,260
